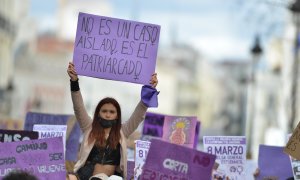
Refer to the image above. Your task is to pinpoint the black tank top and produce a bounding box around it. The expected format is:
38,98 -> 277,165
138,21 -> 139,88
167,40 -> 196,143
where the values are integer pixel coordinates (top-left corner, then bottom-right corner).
86,143 -> 121,165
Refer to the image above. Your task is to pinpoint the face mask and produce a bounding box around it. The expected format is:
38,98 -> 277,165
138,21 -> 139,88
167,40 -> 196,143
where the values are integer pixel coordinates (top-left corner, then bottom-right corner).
97,117 -> 117,128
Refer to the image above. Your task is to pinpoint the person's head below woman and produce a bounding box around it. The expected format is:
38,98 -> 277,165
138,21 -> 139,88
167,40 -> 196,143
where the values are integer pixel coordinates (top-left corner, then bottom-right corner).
3,170 -> 38,180
89,97 -> 122,149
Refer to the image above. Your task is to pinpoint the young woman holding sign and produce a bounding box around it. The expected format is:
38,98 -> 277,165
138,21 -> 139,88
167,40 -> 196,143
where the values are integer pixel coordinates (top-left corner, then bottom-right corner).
67,62 -> 159,180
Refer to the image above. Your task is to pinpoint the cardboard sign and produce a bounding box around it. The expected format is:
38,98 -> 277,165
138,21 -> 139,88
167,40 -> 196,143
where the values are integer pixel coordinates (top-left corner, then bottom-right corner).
73,12 -> 161,85
134,140 -> 151,180
140,139 -> 216,180
142,112 -> 200,148
0,137 -> 66,179
285,121 -> 300,160
24,112 -> 81,161
203,136 -> 246,179
286,134 -> 300,180
0,129 -> 38,142
257,145 -> 293,180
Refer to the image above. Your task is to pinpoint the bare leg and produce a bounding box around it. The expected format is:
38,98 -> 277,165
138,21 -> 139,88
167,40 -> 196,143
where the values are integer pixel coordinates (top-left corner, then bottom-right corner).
68,174 -> 78,180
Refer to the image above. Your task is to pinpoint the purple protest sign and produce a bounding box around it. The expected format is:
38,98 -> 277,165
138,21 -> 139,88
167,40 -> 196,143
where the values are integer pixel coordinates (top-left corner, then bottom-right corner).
24,112 -> 81,161
257,145 -> 293,180
0,129 -> 38,142
140,139 -> 216,180
142,112 -> 165,138
0,137 -> 66,179
162,115 -> 198,148
73,12 -> 161,85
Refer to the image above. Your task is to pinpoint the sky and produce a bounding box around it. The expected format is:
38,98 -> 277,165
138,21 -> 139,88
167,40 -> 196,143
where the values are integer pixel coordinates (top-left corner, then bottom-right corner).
29,0 -> 288,62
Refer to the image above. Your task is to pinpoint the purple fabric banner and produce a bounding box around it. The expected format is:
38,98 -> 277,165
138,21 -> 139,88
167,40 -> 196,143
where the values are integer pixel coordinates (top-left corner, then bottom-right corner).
0,129 -> 38,142
24,112 -> 81,161
0,137 -> 66,179
73,12 -> 161,85
257,145 -> 293,180
140,139 -> 216,180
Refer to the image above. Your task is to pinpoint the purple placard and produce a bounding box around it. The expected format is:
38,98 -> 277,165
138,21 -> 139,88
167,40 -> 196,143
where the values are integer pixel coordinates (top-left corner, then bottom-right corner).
24,112 -> 81,161
142,112 -> 165,138
127,160 -> 135,180
140,139 -> 216,180
0,129 -> 39,142
0,137 -> 66,179
257,145 -> 293,180
73,12 -> 161,85
162,115 -> 198,148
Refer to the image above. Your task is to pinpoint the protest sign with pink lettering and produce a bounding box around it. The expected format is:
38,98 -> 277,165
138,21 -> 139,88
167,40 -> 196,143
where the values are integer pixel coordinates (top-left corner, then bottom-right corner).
0,137 -> 65,179
140,139 -> 216,180
203,136 -> 246,179
73,12 -> 160,85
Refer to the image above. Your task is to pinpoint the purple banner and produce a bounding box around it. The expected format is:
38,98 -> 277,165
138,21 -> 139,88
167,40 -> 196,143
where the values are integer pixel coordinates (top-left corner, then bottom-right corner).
73,12 -> 161,85
140,139 -> 216,180
257,145 -> 293,180
24,112 -> 81,161
0,137 -> 66,179
0,129 -> 38,142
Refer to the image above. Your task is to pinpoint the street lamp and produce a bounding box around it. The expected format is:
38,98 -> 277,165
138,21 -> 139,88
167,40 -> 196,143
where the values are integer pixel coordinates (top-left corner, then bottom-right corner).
246,35 -> 263,159
288,0 -> 300,132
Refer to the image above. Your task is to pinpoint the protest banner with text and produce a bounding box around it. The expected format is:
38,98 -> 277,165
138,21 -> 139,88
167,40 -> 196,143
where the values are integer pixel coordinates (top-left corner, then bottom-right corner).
0,129 -> 38,142
203,136 -> 246,179
24,112 -> 81,161
140,139 -> 216,180
0,137 -> 66,179
33,124 -> 67,156
73,12 -> 161,85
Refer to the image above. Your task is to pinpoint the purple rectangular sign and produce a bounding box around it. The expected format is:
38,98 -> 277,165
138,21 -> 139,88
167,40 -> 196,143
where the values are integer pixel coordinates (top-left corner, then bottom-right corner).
142,112 -> 165,138
24,112 -> 81,161
0,137 -> 66,179
257,145 -> 293,180
140,139 -> 216,180
73,12 -> 161,85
